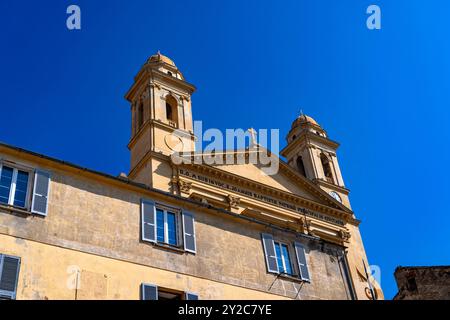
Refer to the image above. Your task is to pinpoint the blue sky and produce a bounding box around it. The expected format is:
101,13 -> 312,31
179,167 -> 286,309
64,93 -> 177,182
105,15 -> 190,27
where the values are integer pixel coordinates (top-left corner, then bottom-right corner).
1,0 -> 449,299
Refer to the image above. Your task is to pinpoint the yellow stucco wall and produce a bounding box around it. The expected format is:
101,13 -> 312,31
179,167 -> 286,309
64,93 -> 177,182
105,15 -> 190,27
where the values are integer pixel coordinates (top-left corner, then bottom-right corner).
0,146 -> 370,300
0,234 -> 288,300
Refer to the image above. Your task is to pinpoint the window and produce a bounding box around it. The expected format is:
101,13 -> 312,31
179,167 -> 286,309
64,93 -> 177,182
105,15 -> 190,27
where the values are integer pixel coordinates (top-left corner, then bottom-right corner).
0,165 -> 30,209
138,103 -> 144,129
296,156 -> 306,177
156,207 -> 178,246
166,102 -> 173,121
141,199 -> 196,253
0,162 -> 51,216
261,233 -> 310,281
274,242 -> 293,275
158,289 -> 182,300
0,254 -> 21,300
141,283 -> 198,300
165,95 -> 178,126
320,153 -> 334,183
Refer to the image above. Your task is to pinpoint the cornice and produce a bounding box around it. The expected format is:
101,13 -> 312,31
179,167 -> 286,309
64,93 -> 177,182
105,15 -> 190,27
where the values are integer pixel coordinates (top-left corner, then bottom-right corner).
125,68 -> 196,102
127,120 -> 151,150
280,132 -> 340,157
177,161 -> 353,222
313,178 -> 351,195
127,119 -> 194,150
128,149 -> 169,179
172,147 -> 354,215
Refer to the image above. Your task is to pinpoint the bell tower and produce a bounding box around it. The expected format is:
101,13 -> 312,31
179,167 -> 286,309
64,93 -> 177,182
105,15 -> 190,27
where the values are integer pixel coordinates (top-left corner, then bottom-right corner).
281,114 -> 351,209
125,52 -> 196,189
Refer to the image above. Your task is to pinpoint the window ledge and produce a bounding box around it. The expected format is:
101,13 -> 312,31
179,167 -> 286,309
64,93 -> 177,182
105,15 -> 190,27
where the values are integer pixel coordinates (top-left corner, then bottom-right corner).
275,273 -> 309,284
153,242 -> 186,254
0,203 -> 30,216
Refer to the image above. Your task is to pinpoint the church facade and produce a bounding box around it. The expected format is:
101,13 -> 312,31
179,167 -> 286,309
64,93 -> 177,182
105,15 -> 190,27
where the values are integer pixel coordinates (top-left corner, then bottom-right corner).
0,53 -> 382,300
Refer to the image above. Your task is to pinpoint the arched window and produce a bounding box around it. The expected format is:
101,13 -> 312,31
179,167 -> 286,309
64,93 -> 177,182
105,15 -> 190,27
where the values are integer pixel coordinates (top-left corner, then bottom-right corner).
297,156 -> 306,177
166,103 -> 173,121
138,103 -> 144,129
320,153 -> 334,183
165,95 -> 178,127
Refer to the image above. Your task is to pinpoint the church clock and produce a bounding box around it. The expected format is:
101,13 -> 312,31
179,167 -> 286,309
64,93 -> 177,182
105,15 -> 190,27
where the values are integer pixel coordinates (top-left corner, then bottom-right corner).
329,191 -> 342,203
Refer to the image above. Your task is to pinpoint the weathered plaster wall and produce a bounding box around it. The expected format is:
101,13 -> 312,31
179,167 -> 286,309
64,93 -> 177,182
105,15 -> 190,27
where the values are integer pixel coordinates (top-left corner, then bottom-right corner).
0,234 -> 286,300
0,153 -> 353,300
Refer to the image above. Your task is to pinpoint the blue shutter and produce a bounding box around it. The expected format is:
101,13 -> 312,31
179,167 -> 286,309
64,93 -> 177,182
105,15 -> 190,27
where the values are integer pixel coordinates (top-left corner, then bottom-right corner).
141,199 -> 156,243
0,255 -> 21,300
185,292 -> 198,300
261,233 -> 279,273
31,170 -> 51,216
294,242 -> 310,281
141,283 -> 158,300
182,211 -> 196,253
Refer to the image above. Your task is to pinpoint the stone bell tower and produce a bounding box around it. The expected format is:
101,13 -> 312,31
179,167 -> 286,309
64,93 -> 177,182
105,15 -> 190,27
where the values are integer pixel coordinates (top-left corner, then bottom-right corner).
125,52 -> 196,189
281,114 -> 351,209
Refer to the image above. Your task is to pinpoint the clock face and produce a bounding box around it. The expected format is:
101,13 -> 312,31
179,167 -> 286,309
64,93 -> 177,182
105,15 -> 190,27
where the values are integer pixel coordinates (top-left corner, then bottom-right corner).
330,191 -> 342,203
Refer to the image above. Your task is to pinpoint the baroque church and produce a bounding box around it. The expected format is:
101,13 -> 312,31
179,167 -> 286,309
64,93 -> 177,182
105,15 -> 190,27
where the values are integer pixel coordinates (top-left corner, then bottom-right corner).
0,52 -> 382,300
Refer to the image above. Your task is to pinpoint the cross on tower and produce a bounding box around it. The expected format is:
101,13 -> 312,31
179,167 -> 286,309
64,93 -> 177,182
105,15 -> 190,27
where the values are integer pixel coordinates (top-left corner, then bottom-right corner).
248,128 -> 258,147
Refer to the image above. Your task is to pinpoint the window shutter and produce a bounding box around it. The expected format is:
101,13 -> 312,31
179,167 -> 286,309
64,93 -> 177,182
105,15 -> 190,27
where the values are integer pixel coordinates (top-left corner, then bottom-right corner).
31,170 -> 51,216
185,292 -> 199,300
261,233 -> 279,273
294,242 -> 310,281
141,199 -> 156,243
141,283 -> 158,300
0,255 -> 21,300
182,211 -> 196,253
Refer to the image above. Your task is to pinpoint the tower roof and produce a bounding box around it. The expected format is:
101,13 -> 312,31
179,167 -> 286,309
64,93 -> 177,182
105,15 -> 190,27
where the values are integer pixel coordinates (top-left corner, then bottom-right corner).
291,114 -> 320,129
147,51 -> 176,67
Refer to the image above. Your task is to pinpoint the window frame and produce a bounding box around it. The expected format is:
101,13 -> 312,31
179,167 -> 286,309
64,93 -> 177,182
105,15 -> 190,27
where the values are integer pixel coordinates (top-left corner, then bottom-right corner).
273,241 -> 294,276
155,203 -> 181,247
0,161 -> 33,210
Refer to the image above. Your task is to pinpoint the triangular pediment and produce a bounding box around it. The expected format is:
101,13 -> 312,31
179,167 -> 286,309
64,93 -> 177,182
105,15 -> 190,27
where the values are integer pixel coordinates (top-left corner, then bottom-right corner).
175,148 -> 350,213
214,162 -> 324,203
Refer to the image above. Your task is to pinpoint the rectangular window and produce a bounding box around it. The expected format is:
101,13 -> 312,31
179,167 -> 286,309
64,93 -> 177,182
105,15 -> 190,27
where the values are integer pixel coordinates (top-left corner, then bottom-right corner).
141,201 -> 196,253
155,207 -> 178,246
274,242 -> 293,275
167,212 -> 177,245
14,170 -> 29,207
156,209 -> 165,242
0,254 -> 21,300
0,165 -> 30,209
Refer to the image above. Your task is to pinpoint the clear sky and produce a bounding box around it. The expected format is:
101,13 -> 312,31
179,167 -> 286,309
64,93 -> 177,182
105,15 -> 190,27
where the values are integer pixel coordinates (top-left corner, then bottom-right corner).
1,0 -> 449,299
